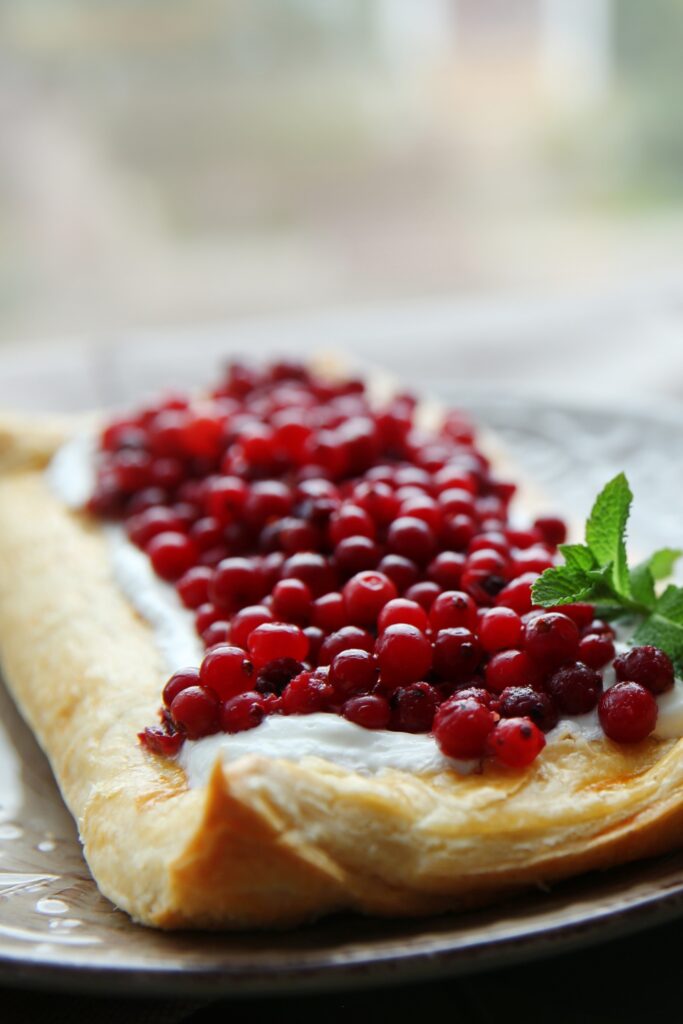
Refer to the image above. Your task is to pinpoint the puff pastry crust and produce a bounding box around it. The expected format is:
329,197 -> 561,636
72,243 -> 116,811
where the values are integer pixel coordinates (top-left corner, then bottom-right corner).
2,413 -> 683,930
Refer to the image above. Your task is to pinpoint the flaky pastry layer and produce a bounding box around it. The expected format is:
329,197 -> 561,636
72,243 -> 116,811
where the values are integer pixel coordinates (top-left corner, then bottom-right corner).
1,415 -> 683,929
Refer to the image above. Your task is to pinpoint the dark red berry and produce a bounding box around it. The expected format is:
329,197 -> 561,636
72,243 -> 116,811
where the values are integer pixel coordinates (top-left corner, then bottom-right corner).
311,592 -> 349,633
147,532 -> 197,581
546,661 -> 602,715
248,622 -> 309,668
343,694 -> 391,730
229,604 -> 274,650
170,685 -> 220,739
343,571 -> 397,628
139,725 -> 183,757
534,516 -> 567,547
578,633 -> 616,670
598,682 -> 658,743
478,607 -> 523,653
497,687 -> 559,732
375,624 -> 432,687
220,692 -> 265,733
255,657 -> 304,695
377,598 -> 430,634
613,645 -> 674,695
200,644 -> 254,700
391,682 -> 439,733
429,590 -> 477,632
176,566 -> 213,609
162,667 -> 201,707
271,578 -> 313,624
404,580 -> 442,611
329,649 -> 378,697
494,573 -> 539,615
318,625 -> 375,664
210,557 -> 262,611
387,516 -> 437,565
485,649 -> 541,693
432,628 -> 483,680
282,670 -> 334,714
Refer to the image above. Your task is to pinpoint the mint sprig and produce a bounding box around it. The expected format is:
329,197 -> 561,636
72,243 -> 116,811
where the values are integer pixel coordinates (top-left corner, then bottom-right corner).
531,473 -> 683,670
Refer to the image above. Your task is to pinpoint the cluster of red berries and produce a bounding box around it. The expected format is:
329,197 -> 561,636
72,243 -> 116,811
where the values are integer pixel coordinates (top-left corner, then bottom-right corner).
87,361 -> 671,770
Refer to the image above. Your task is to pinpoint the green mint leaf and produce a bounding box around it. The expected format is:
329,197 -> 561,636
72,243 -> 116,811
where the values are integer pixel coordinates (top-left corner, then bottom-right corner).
585,472 -> 632,597
628,563 -> 656,611
531,567 -> 593,606
630,586 -> 683,669
557,544 -> 596,572
648,548 -> 682,581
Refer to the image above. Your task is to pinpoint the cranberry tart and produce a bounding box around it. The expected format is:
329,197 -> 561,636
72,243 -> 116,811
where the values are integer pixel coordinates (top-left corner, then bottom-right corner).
1,360 -> 683,929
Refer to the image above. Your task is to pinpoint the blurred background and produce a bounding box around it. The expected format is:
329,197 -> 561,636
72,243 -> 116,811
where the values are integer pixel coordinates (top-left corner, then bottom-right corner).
1,0 -> 683,401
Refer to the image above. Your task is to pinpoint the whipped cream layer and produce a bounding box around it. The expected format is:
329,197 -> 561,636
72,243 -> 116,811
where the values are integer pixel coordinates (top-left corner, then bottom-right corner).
47,435 -> 683,786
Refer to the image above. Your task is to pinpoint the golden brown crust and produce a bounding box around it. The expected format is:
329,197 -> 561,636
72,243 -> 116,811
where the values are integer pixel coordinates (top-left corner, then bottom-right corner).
2,418 -> 683,929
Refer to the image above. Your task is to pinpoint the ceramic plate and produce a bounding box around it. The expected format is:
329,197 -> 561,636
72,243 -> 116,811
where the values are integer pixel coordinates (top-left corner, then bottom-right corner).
2,327 -> 683,996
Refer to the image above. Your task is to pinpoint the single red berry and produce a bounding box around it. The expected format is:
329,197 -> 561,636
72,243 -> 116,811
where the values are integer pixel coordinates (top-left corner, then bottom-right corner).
391,682 -> 440,733
176,566 -> 213,609
613,645 -> 674,695
534,516 -> 567,547
220,691 -> 266,733
377,554 -> 419,594
578,633 -> 616,670
426,551 -> 465,590
524,612 -> 579,669
147,531 -> 198,581
599,682 -> 658,743
162,667 -> 202,707
343,694 -> 391,730
329,504 -> 376,545
497,687 -> 559,732
229,604 -> 274,650
554,602 -> 595,630
387,516 -> 437,565
170,685 -> 220,739
281,552 -> 336,597
329,649 -> 378,697
281,670 -> 335,714
318,625 -> 375,664
127,506 -> 185,548
404,580 -> 442,611
343,571 -> 398,628
493,573 -> 539,615
271,578 -> 313,624
200,644 -> 254,700
311,592 -> 349,633
377,598 -> 430,634
432,628 -> 483,680
205,475 -> 249,522
434,698 -> 498,759
255,657 -> 305,695
546,661 -> 602,715
333,535 -> 381,578
202,620 -> 231,647
247,622 -> 309,668
375,624 -> 432,687
485,650 -> 542,693
486,717 -> 546,767
194,601 -> 222,635
210,557 -> 263,611
478,607 -> 523,653
429,590 -> 477,632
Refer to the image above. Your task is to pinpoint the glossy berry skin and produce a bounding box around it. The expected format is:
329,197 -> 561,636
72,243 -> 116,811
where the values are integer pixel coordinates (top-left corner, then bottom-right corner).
578,633 -> 616,670
176,566 -> 213,609
170,685 -> 220,739
311,592 -> 349,633
343,694 -> 391,730
147,531 -> 197,582
524,612 -> 579,669
248,623 -> 309,668
375,624 -> 432,687
343,571 -> 397,628
377,598 -> 429,634
429,590 -> 477,633
485,650 -> 541,693
613,645 -> 674,695
478,607 -> 523,653
546,661 -> 602,715
228,604 -> 274,650
404,581 -> 442,611
318,625 -> 375,665
377,554 -> 419,594
387,516 -> 437,565
199,644 -> 254,700
432,628 -> 483,681
486,718 -> 546,768
494,573 -> 538,615
162,667 -> 201,707
497,687 -> 559,733
329,649 -> 378,697
210,557 -> 262,611
220,692 -> 265,733
391,682 -> 439,733
598,682 -> 658,743
271,578 -> 313,624
433,698 -> 498,759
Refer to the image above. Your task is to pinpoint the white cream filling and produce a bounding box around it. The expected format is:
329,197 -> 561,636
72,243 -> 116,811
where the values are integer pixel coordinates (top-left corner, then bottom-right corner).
47,435 -> 683,786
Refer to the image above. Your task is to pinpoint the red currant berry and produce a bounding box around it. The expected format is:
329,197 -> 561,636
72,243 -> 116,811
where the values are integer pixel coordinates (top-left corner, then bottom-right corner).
200,644 -> 254,700
486,718 -> 546,767
391,682 -> 439,733
524,612 -> 579,669
170,685 -> 220,739
220,692 -> 265,733
497,687 -> 559,732
318,625 -> 375,664
613,645 -> 674,695
271,578 -> 313,624
578,633 -> 616,670
162,667 -> 201,707
330,649 -> 378,697
432,628 -> 483,680
533,516 -> 567,547
147,532 -> 198,582
229,604 -> 274,650
404,580 -> 442,611
434,698 -> 498,759
343,694 -> 391,730
598,682 -> 658,743
248,623 -> 309,668
478,607 -> 523,653
387,516 -> 437,565
342,571 -> 398,628
176,566 -> 213,609
546,661 -> 602,715
375,624 -> 432,687
485,650 -> 541,693
494,573 -> 539,615
281,670 -> 334,714
377,598 -> 430,634
429,590 -> 477,632
210,557 -> 262,611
